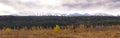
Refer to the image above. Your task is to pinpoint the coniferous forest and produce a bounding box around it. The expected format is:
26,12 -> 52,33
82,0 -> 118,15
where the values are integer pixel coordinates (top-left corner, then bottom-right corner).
0,16 -> 120,29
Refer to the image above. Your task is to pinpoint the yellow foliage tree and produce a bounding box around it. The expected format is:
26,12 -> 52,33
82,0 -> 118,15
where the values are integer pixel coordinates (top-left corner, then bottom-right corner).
54,25 -> 60,33
5,27 -> 10,33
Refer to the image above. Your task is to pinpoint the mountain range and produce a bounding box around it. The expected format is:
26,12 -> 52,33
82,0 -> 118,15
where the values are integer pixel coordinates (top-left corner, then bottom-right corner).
0,12 -> 118,16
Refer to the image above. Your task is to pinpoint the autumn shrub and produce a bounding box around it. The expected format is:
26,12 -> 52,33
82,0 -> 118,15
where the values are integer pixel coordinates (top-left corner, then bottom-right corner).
5,27 -> 10,33
54,25 -> 60,33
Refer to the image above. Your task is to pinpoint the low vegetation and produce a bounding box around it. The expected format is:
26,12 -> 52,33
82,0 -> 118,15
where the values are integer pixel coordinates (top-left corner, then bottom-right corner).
0,25 -> 120,38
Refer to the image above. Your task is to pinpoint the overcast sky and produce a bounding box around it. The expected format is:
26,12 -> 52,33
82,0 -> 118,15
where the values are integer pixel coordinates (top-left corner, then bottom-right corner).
0,0 -> 120,16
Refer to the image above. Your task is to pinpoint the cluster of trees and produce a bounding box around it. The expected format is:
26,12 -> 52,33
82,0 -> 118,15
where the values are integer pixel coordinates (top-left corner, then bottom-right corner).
0,16 -> 120,29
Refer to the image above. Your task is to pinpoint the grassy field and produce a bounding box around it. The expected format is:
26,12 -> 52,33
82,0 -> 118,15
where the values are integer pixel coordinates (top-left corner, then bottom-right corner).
0,25 -> 120,38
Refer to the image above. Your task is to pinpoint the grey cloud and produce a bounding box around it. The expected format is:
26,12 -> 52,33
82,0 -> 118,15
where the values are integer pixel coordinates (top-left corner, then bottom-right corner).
1,0 -> 120,10
62,0 -> 120,10
1,0 -> 120,8
108,3 -> 120,9
62,0 -> 101,8
0,0 -> 64,11
0,0 -> 120,15
0,0 -> 43,10
111,0 -> 120,2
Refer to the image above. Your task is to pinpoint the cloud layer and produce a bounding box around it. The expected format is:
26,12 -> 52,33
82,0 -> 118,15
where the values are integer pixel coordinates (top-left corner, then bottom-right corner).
0,0 -> 120,16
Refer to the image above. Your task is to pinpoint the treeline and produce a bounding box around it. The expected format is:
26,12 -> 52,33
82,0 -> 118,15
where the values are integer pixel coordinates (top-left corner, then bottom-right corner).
0,16 -> 120,29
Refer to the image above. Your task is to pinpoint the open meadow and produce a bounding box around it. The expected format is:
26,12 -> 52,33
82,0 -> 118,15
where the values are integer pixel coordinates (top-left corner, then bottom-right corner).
0,25 -> 120,38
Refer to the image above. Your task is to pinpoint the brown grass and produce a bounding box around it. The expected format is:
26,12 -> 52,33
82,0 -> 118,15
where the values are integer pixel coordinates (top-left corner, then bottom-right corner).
0,25 -> 120,38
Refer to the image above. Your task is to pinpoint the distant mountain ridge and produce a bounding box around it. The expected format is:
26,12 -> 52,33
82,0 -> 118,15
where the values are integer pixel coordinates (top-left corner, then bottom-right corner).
0,12 -> 116,16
